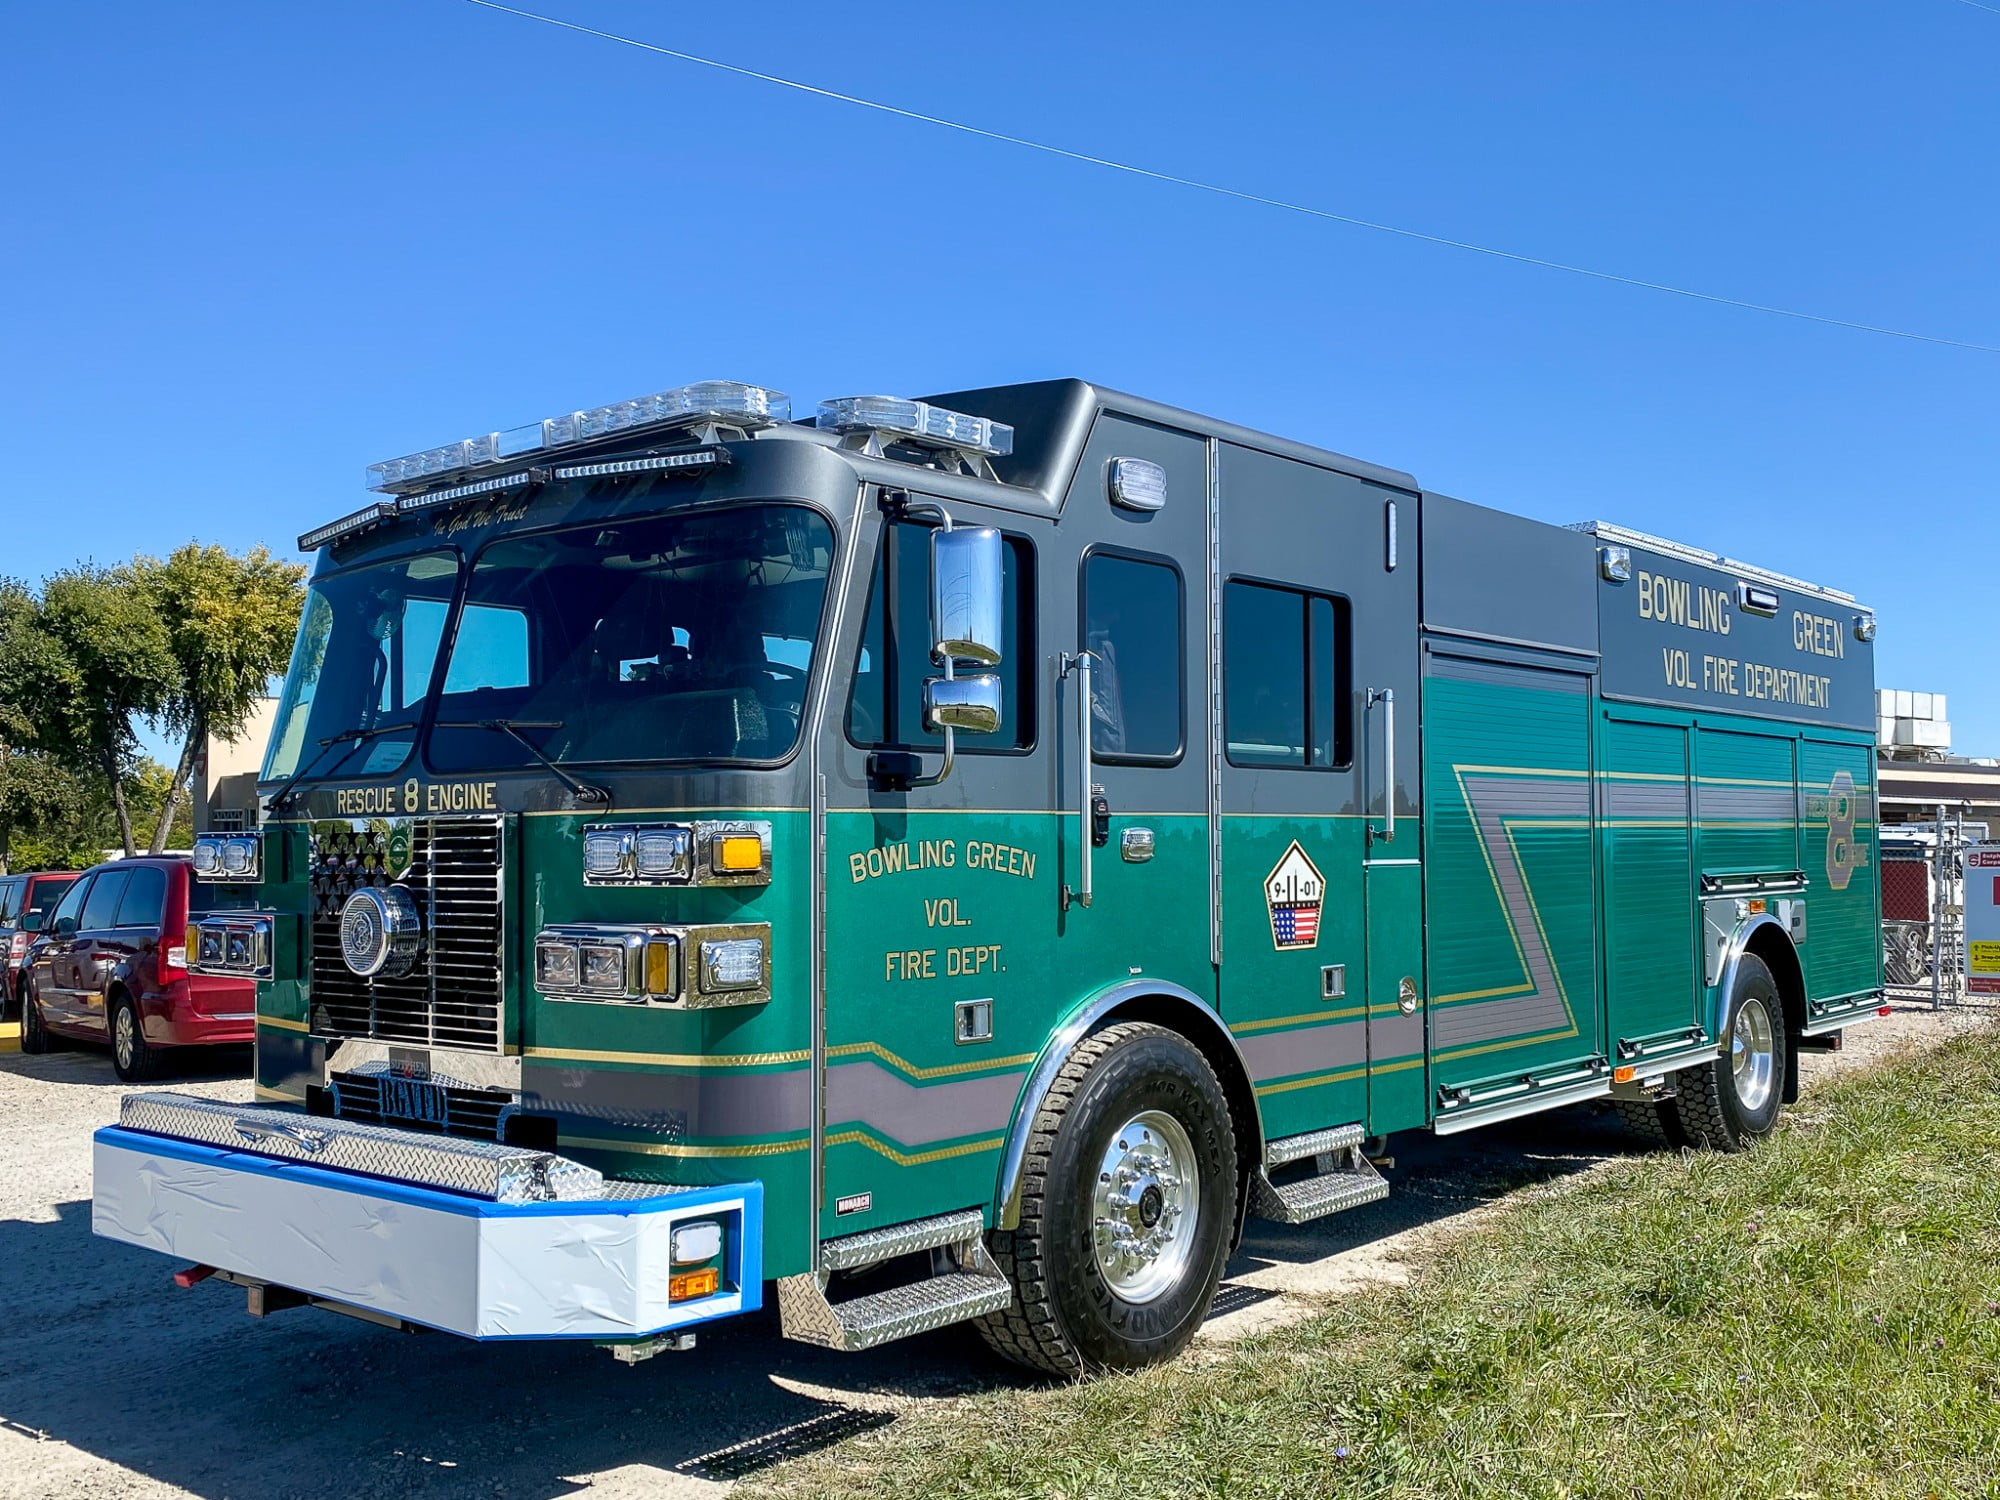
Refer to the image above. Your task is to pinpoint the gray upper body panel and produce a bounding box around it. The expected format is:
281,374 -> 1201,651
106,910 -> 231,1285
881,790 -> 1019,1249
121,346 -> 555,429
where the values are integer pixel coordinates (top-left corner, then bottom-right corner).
1418,494 -> 1600,658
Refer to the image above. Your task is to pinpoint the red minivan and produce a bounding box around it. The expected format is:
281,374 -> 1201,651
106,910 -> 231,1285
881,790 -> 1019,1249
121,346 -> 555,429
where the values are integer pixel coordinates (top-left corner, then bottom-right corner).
21,857 -> 254,1081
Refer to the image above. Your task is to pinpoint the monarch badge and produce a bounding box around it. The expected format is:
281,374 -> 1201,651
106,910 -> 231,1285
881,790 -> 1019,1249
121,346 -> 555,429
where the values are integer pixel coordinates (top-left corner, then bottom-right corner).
1265,841 -> 1324,950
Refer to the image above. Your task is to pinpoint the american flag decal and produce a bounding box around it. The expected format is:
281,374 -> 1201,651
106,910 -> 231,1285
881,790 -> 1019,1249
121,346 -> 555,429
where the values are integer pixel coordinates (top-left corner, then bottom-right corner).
1265,841 -> 1326,951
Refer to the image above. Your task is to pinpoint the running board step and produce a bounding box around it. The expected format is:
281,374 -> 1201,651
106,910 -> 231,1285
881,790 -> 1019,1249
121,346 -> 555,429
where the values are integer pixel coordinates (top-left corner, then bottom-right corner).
1250,1125 -> 1389,1225
776,1209 -> 1011,1352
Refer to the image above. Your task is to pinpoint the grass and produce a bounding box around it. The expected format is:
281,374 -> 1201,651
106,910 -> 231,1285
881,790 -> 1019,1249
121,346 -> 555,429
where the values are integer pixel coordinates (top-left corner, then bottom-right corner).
753,1030 -> 2000,1500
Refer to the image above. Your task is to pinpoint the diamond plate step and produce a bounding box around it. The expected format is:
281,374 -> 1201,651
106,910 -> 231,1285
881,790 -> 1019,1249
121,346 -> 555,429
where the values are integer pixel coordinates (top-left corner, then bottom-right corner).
817,1209 -> 986,1272
793,1272 -> 1014,1352
778,1208 -> 1012,1352
1250,1127 -> 1388,1225
1264,1122 -> 1366,1168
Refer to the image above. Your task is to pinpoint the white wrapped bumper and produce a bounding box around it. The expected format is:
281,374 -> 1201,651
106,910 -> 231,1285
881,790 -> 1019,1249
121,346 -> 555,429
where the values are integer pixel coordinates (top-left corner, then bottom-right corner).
92,1125 -> 761,1341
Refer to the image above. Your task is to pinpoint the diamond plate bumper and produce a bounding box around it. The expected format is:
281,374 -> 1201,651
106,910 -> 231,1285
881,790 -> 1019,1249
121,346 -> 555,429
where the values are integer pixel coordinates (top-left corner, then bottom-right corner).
92,1119 -> 762,1341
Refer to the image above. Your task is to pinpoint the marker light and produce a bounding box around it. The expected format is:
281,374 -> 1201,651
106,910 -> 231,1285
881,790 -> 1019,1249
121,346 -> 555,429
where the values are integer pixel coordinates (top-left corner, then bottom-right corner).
1854,613 -> 1877,642
634,827 -> 691,881
716,836 -> 763,872
669,1267 -> 721,1302
816,395 -> 1013,458
700,936 -> 766,994
671,1219 -> 723,1264
366,381 -> 789,493
193,833 -> 261,882
1107,457 -> 1167,512
582,828 -> 633,881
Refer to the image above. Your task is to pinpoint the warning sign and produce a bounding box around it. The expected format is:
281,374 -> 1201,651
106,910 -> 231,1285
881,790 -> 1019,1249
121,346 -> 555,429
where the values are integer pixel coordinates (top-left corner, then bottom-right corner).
1968,844 -> 2000,996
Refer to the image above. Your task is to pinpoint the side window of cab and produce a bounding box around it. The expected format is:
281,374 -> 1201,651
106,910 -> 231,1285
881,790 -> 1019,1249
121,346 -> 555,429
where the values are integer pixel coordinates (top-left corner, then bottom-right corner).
47,876 -> 92,936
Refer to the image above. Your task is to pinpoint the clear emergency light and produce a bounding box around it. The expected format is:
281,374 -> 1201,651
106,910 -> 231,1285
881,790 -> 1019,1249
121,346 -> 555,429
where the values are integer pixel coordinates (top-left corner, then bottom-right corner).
816,396 -> 1013,459
365,381 -> 790,494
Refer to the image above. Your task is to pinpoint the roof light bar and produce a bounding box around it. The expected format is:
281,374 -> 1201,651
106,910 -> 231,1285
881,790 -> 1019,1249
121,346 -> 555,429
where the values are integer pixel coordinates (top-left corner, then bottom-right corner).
299,502 -> 397,553
552,448 -> 729,481
815,395 -> 1013,459
366,381 -> 789,494
394,469 -> 541,513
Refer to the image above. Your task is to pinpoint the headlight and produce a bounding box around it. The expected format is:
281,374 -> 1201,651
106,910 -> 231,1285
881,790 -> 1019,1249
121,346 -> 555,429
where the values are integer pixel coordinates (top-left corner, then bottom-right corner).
534,925 -> 678,1004
530,923 -> 765,1007
581,942 -> 629,992
535,938 -> 581,992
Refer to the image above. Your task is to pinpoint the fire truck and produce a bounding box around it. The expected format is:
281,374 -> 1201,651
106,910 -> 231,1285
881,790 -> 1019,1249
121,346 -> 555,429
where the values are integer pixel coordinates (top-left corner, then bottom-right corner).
92,379 -> 1886,1373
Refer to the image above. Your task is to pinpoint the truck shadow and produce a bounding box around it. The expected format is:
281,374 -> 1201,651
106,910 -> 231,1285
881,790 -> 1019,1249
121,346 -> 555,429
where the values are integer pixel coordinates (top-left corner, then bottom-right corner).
0,1106 -> 1639,1498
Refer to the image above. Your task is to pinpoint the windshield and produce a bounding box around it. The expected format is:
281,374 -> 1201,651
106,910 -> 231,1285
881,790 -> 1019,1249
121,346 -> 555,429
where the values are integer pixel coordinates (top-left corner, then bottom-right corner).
426,503 -> 835,770
262,552 -> 460,782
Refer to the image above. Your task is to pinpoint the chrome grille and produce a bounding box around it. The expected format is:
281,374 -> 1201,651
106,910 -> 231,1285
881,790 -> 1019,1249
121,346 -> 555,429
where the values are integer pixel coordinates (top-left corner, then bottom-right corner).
307,817 -> 505,1052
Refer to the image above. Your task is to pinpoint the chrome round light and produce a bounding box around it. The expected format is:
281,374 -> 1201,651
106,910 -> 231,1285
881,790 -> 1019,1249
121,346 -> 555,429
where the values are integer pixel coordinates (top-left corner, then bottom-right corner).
339,885 -> 423,978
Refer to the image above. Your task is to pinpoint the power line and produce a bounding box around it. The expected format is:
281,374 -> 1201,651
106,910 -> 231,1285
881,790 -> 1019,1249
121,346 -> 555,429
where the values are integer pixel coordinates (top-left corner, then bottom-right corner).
465,0 -> 2000,356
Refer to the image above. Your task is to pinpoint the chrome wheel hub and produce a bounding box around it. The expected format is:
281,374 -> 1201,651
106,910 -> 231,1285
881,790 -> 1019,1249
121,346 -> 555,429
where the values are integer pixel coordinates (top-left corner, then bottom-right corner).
1092,1109 -> 1200,1304
1731,996 -> 1776,1113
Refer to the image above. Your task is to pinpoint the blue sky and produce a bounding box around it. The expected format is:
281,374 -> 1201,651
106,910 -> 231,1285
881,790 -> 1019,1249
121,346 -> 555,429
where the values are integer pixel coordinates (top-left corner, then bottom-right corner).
6,1 -> 1996,753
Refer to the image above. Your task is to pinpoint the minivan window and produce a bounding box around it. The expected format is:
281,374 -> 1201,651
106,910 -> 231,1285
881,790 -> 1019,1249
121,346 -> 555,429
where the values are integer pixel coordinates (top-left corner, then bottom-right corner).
49,877 -> 92,933
115,866 -> 168,930
25,875 -> 76,923
80,872 -> 131,931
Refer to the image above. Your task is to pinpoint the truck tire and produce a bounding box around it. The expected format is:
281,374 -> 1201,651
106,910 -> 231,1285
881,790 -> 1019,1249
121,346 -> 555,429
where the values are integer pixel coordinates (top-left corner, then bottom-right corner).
1614,1097 -> 1687,1149
1672,954 -> 1787,1151
110,991 -> 167,1083
977,1022 -> 1237,1377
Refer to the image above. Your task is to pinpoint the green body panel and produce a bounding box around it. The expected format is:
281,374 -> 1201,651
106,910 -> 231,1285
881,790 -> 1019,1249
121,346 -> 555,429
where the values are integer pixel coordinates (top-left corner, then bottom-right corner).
1363,859 -> 1428,1132
1220,816 -> 1370,1140
1422,666 -> 1602,1096
1693,728 -> 1801,878
1796,737 -> 1880,1001
1598,713 -> 1701,1046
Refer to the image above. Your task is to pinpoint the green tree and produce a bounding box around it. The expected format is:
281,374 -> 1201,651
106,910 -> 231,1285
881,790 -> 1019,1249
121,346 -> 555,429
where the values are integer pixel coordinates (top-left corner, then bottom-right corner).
136,544 -> 306,854
0,565 -> 173,857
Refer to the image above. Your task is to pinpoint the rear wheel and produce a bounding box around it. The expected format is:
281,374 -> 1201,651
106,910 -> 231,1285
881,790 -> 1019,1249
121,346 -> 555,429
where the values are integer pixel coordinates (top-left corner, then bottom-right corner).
1614,1096 -> 1687,1149
110,991 -> 167,1083
20,984 -> 52,1054
977,1022 -> 1237,1376
1672,954 -> 1787,1151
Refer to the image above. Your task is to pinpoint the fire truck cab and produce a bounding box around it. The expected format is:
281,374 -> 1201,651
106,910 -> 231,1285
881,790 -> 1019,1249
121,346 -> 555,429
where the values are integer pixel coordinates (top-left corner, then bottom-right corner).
93,378 -> 1885,1373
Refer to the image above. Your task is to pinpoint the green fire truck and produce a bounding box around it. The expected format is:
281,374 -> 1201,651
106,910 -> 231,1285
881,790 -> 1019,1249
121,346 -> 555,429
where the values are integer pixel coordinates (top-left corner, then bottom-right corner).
92,378 -> 1885,1374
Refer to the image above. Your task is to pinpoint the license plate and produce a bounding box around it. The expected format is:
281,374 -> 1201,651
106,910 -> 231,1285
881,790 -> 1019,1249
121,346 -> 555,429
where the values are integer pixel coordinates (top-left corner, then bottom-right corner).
379,1075 -> 449,1127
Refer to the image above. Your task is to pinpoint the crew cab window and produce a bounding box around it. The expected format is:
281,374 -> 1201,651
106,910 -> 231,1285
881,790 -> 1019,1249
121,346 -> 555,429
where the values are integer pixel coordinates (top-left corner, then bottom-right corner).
1083,552 -> 1183,762
0,880 -> 18,924
1224,580 -> 1352,769
115,866 -> 168,929
848,520 -> 1035,751
79,872 -> 130,932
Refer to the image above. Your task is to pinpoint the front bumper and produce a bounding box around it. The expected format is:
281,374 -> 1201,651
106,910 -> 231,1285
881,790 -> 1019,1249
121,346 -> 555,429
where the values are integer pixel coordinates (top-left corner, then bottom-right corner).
92,1098 -> 761,1342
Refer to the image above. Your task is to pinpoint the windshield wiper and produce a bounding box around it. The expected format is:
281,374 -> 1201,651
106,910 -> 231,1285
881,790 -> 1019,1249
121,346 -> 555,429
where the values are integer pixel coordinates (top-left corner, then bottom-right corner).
263,725 -> 408,813
434,719 -> 611,805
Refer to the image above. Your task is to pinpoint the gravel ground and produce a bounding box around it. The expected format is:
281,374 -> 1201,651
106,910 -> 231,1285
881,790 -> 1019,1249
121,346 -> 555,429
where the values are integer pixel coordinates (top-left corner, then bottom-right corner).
0,995 -> 1989,1500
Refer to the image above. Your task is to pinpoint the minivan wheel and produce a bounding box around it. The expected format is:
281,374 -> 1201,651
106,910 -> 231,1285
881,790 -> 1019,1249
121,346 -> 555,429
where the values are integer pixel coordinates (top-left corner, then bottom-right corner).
110,992 -> 167,1083
20,986 -> 53,1054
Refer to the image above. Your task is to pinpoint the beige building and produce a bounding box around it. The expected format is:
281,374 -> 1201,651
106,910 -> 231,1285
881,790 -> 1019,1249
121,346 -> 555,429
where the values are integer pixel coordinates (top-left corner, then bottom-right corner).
192,696 -> 279,833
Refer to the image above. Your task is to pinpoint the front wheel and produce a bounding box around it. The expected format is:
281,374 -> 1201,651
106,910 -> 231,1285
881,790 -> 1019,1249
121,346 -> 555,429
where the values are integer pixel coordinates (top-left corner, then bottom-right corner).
1672,954 -> 1787,1151
977,1021 -> 1238,1376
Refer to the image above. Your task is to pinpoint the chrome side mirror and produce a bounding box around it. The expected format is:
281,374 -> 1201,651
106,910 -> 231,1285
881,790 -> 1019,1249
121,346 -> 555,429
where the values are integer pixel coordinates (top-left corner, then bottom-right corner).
923,674 -> 1002,735
932,526 -> 1003,667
